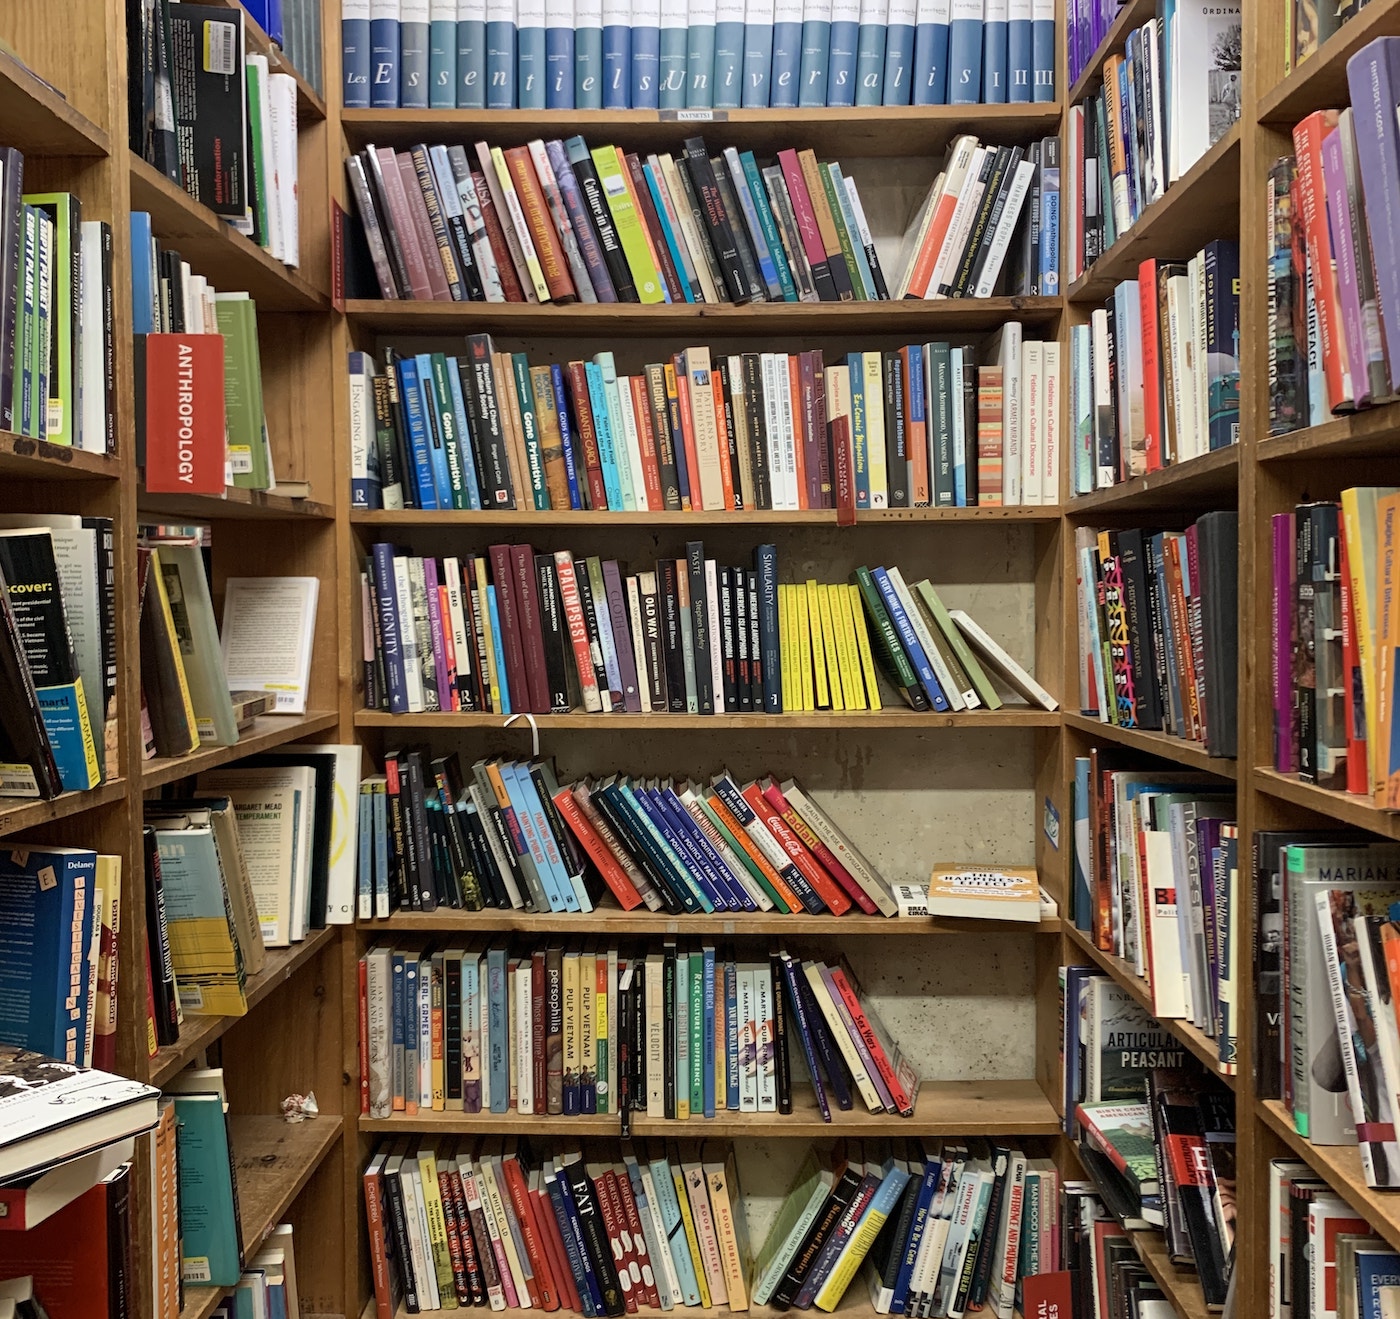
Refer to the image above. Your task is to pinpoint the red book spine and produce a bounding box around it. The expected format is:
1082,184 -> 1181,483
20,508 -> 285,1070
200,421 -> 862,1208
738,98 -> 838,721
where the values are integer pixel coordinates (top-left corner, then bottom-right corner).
374,147 -> 434,298
777,148 -> 831,280
1137,259 -> 1164,472
358,958 -> 370,1114
552,552 -> 602,711
509,544 -> 553,714
762,780 -> 878,914
741,782 -> 853,915
566,361 -> 610,508
552,787 -> 644,908
487,543 -> 534,716
1293,111 -> 1350,413
532,951 -> 548,1114
141,334 -> 227,495
596,1169 -> 639,1313
439,1166 -> 473,1304
1341,525 -> 1369,794
613,1167 -> 660,1308
832,413 -> 856,526
828,963 -> 915,1115
502,1156 -> 561,1310
363,1166 -> 394,1319
473,167 -> 527,302
535,1183 -> 582,1313
624,151 -> 684,302
710,367 -> 738,511
630,374 -> 666,510
446,1163 -> 487,1304
787,352 -> 809,509
505,146 -> 577,303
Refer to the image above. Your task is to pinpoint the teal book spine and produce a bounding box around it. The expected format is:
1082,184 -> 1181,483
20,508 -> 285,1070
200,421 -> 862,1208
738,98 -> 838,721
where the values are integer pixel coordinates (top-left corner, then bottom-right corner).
485,0 -> 517,106
173,1094 -> 243,1286
399,0 -> 430,107
546,0 -> 575,106
644,165 -> 698,302
689,951 -> 705,1115
855,0 -> 888,104
585,359 -> 625,511
650,1160 -> 703,1305
883,0 -> 916,101
828,164 -> 875,297
631,0 -> 662,106
456,0 -> 486,107
1007,0 -> 1031,100
912,0 -> 951,102
770,0 -> 804,105
445,356 -> 483,510
947,0 -> 982,102
981,0 -> 1008,101
740,150 -> 798,299
659,12 -> 689,105
687,0 -> 717,106
740,0 -> 775,106
848,350 -> 869,508
595,352 -> 636,509
575,0 -> 605,106
799,0 -> 832,104
516,0 -> 547,106
603,0 -> 633,107
512,354 -> 549,509
827,0 -> 860,104
429,0 -> 457,105
714,0 -> 746,108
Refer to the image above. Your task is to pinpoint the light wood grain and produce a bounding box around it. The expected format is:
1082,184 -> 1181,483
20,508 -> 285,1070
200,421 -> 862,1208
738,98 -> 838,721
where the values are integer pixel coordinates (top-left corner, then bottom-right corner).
353,708 -> 1059,731
1066,444 -> 1240,515
0,52 -> 110,156
138,486 -> 335,522
1063,712 -> 1239,778
141,711 -> 340,788
0,428 -> 120,479
0,777 -> 127,840
1257,0 -> 1400,123
349,505 -> 1062,527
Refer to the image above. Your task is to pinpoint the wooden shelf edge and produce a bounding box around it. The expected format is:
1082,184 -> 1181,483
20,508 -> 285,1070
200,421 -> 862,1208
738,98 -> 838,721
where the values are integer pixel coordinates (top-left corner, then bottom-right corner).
141,712 -> 340,789
1064,928 -> 1236,1083
1063,712 -> 1238,778
349,505 -> 1062,526
1251,767 -> 1400,839
138,485 -> 335,521
1067,445 -> 1240,515
1128,1228 -> 1215,1319
1258,398 -> 1400,462
0,429 -> 120,479
352,708 -> 1059,730
1257,0 -> 1400,124
150,926 -> 340,1087
0,778 -> 127,840
363,910 -> 1064,935
0,54 -> 111,157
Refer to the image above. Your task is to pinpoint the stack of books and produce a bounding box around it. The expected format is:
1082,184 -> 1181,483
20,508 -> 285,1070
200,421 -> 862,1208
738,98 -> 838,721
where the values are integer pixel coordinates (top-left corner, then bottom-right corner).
357,752 -> 896,918
362,540 -> 1056,718
1068,761 -> 1238,1068
359,943 -> 917,1123
1068,245 -> 1241,495
0,518 -> 117,798
346,132 -> 1052,307
128,4 -> 301,267
1268,40 -> 1400,432
1073,515 -> 1239,758
341,0 -> 1058,111
0,156 -> 114,453
351,330 -> 1061,513
1065,1 -> 1242,283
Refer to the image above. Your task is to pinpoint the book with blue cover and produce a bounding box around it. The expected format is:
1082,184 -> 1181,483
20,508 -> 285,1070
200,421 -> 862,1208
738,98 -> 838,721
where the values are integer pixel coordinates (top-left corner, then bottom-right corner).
457,0 -> 487,107
947,0 -> 983,100
1031,0 -> 1053,99
546,0 -> 575,105
770,0 -> 804,105
855,0 -> 889,103
799,0 -> 833,104
687,0 -> 719,106
399,0 -> 431,106
982,0 -> 1008,100
659,7 -> 689,105
827,0 -> 861,103
485,0 -> 517,106
715,0 -> 747,107
872,566 -> 950,709
343,0 -> 372,106
1007,0 -> 1031,100
575,0 -> 605,106
631,0 -> 662,105
370,0 -> 401,107
912,0 -> 951,102
173,1091 -> 243,1286
516,0 -> 548,106
0,848 -> 95,1064
602,0 -> 633,107
429,0 -> 457,104
486,946 -> 510,1111
883,0 -> 917,101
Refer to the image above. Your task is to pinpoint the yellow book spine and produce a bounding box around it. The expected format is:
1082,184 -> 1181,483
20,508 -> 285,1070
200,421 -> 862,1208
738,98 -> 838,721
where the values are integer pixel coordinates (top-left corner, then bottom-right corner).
149,548 -> 201,756
580,948 -> 597,1099
797,583 -> 816,712
490,146 -> 550,302
776,584 -> 790,713
831,584 -> 866,709
707,1167 -> 750,1310
1342,489 -> 1377,795
785,584 -> 801,712
848,584 -> 883,710
817,585 -> 845,710
474,556 -> 503,712
672,1164 -> 712,1307
807,579 -> 831,709
417,1151 -> 457,1298
813,1204 -> 893,1312
563,949 -> 580,1097
591,145 -> 665,303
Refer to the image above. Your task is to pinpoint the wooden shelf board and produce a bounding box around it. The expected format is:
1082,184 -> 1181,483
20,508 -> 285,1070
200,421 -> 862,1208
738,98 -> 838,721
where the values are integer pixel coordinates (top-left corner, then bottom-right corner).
1067,124 -> 1241,305
1258,401 -> 1400,462
1065,927 -> 1236,1083
0,778 -> 126,840
368,1294 -> 904,1319
179,1115 -> 344,1319
129,154 -> 329,312
353,708 -> 1059,731
1258,1098 -> 1400,1254
1063,712 -> 1238,778
349,505 -> 1061,527
1127,1227 -> 1214,1319
1258,0 -> 1400,124
360,1078 -> 1061,1137
200,0 -> 326,119
339,105 -> 1064,159
1066,0 -> 1161,104
344,296 -> 1063,337
0,54 -> 110,157
1067,445 -> 1239,515
141,712 -> 340,789
150,926 -> 339,1087
367,908 -> 1064,936
1252,767 -> 1400,839
0,430 -> 120,480
138,485 -> 334,521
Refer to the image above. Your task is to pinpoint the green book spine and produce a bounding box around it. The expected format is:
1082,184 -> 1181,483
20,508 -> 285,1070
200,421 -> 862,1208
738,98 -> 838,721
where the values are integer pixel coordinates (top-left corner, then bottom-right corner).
429,352 -> 467,508
740,151 -> 797,302
913,579 -> 1002,710
818,164 -> 866,300
689,951 -> 704,1115
590,145 -> 665,304
695,795 -> 791,913
852,566 -> 926,709
25,193 -> 79,447
32,210 -> 52,442
512,352 -> 548,510
244,63 -> 270,246
216,298 -> 270,490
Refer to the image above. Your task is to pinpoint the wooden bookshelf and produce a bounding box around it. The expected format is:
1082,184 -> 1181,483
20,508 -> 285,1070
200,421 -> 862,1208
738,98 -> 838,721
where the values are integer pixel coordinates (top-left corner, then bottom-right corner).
1066,444 -> 1240,514
141,711 -> 340,788
200,0 -> 327,119
138,486 -> 335,522
1065,0 -> 1161,104
352,707 -> 1059,730
1063,711 -> 1239,778
0,428 -> 120,479
0,778 -> 127,839
1252,767 -> 1400,838
349,504 -> 1061,526
1256,0 -> 1400,124
0,50 -> 110,156
1256,400 -> 1400,462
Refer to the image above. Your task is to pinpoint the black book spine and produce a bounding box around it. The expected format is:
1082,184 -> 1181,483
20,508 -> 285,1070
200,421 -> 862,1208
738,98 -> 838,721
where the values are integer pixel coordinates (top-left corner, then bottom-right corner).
394,752 -> 424,910
769,951 -> 793,1114
685,541 -> 714,715
657,558 -> 687,713
431,757 -> 475,905
531,762 -> 587,881
948,147 -> 1010,297
711,159 -> 766,302
384,753 -> 410,909
533,554 -> 573,714
564,1162 -> 625,1316
591,783 -> 685,915
1117,529 -> 1162,732
662,943 -> 678,1119
884,351 -> 909,508
968,145 -> 1024,295
681,137 -> 751,305
719,566 -> 739,714
0,149 -> 23,430
361,148 -> 414,298
570,148 -> 639,302
640,579 -> 667,710
406,750 -> 443,911
747,572 -> 763,706
445,955 -> 463,1103
382,1168 -> 421,1311
573,560 -> 613,701
771,1168 -> 863,1309
796,968 -> 853,1108
877,1172 -> 924,1295
363,560 -> 385,710
143,827 -> 180,1046
105,1163 -> 132,1319
740,352 -> 772,509
465,334 -> 514,508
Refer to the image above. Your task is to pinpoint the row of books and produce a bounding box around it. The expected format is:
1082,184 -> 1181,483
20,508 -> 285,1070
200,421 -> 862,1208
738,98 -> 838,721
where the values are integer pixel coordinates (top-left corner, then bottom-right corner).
1064,5 -> 1242,285
0,157 -> 113,453
363,540 -> 1054,717
1268,1160 -> 1399,1319
136,534 -> 319,765
1268,490 -> 1400,804
249,0 -> 325,95
1060,973 -> 1234,1306
1268,42 -> 1400,431
0,519 -> 116,797
350,331 -> 1059,515
363,1134 -> 1066,1319
341,0 -> 1058,112
1068,759 -> 1239,1069
358,747 -> 899,916
1254,835 -> 1400,1190
1069,245 -> 1241,496
1074,515 -> 1239,758
360,941 -> 918,1123
129,3 -> 302,268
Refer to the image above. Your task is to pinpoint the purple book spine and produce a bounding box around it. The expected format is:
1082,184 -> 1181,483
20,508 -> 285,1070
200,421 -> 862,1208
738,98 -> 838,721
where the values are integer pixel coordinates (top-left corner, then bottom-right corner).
818,963 -> 895,1111
778,954 -> 831,1122
547,138 -> 618,303
1273,512 -> 1296,774
423,557 -> 453,710
602,559 -> 643,711
1347,38 -> 1400,387
1321,128 -> 1372,407
1195,815 -> 1223,1018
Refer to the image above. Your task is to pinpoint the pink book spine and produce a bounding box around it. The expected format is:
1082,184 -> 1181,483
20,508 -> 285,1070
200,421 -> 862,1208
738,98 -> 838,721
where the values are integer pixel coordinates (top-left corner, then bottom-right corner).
1273,512 -> 1297,774
375,148 -> 434,299
1321,128 -> 1373,406
777,150 -> 830,276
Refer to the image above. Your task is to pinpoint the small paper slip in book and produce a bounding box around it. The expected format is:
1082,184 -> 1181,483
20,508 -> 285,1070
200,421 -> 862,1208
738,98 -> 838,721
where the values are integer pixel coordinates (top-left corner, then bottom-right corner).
220,577 -> 320,714
925,864 -> 1041,922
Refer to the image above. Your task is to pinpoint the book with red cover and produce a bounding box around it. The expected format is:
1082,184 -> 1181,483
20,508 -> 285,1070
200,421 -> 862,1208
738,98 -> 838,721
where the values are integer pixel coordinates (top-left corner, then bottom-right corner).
138,333 -> 226,494
373,147 -> 435,299
1293,110 -> 1352,413
566,361 -> 610,509
1138,258 -> 1165,471
740,780 -> 852,914
487,544 -> 533,714
832,414 -> 856,525
612,1163 -> 660,1308
532,1173 -> 581,1312
471,167 -> 527,302
595,1166 -> 640,1313
501,1152 -> 561,1309
760,777 -> 877,913
509,544 -> 554,714
1019,1266 -> 1074,1319
630,374 -> 665,510
504,146 -> 577,304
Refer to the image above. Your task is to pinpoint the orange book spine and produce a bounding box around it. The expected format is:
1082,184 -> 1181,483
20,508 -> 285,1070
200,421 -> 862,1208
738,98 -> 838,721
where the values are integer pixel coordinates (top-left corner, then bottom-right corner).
504,146 -> 576,303
502,1156 -> 561,1310
673,354 -> 704,511
631,374 -> 665,510
1293,110 -> 1350,413
903,347 -> 930,505
741,782 -> 853,915
703,789 -> 803,914
787,352 -> 809,509
710,367 -> 737,511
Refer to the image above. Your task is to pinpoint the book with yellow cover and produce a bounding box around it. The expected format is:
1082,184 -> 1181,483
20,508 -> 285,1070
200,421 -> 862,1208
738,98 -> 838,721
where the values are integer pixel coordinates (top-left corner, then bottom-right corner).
796,584 -> 815,712
816,584 -> 845,711
805,582 -> 830,710
830,583 -> 866,710
813,1160 -> 912,1311
846,584 -> 883,710
703,1143 -> 751,1310
591,145 -> 665,303
926,865 -> 1041,922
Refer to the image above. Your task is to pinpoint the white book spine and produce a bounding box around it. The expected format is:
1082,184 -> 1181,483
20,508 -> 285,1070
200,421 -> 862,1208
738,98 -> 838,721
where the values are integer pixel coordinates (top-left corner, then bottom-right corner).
1020,338 -> 1044,505
705,559 -> 726,711
615,376 -> 650,510
1042,340 -> 1061,505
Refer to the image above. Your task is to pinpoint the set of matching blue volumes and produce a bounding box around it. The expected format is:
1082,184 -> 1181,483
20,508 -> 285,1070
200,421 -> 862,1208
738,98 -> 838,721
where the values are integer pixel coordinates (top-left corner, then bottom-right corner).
341,0 -> 1056,110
